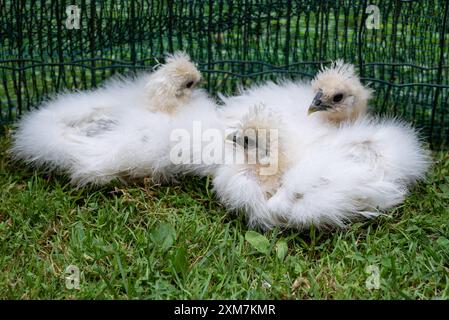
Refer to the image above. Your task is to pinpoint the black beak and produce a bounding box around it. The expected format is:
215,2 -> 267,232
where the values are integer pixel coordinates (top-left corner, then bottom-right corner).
226,131 -> 257,150
308,90 -> 331,115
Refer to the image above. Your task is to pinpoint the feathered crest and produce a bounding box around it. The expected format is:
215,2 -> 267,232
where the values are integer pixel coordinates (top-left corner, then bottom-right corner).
315,60 -> 356,81
165,51 -> 192,64
151,51 -> 195,72
238,103 -> 282,132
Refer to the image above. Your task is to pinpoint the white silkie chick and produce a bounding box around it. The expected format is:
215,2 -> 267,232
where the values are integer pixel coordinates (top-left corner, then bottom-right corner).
11,52 -> 219,186
213,62 -> 430,230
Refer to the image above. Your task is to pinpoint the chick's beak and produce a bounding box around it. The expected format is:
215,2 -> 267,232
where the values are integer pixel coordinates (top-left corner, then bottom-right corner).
308,90 -> 331,115
225,130 -> 238,143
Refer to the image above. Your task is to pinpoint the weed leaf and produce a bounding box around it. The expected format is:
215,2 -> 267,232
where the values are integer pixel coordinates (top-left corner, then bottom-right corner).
245,231 -> 270,254
275,240 -> 288,261
150,223 -> 176,251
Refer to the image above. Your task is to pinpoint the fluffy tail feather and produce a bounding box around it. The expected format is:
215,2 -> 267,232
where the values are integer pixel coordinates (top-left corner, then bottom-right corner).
334,117 -> 431,186
10,92 -> 103,172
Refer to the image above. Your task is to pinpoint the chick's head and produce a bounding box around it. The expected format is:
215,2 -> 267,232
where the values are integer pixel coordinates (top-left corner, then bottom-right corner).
145,51 -> 202,113
160,52 -> 202,99
309,60 -> 372,123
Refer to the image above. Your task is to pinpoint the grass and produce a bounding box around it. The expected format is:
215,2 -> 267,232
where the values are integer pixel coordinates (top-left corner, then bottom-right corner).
0,131 -> 449,300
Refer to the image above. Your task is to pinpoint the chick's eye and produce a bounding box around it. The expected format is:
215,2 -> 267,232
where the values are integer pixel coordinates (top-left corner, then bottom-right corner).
185,81 -> 195,89
333,93 -> 344,102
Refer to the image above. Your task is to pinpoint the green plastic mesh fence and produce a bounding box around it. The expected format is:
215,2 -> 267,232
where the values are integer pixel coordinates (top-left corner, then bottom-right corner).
1,0 -> 448,148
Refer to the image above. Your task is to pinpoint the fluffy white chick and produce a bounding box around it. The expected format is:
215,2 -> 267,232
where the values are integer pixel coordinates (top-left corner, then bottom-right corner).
11,52 -> 216,186
215,112 -> 430,230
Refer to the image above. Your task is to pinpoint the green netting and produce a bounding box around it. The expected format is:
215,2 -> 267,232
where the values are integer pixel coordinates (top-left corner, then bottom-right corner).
1,0 -> 448,148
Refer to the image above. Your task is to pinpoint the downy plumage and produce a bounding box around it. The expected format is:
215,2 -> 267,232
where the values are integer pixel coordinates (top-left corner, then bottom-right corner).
11,52 -> 221,186
11,55 -> 430,231
213,61 -> 430,229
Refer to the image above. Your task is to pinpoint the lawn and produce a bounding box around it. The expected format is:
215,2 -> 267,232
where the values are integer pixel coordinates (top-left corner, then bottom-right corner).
0,129 -> 448,300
